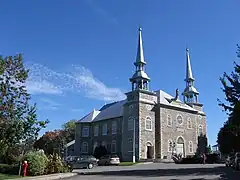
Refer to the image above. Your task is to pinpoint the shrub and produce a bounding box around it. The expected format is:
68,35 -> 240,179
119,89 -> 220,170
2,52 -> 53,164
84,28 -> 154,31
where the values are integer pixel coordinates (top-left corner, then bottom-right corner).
24,151 -> 48,176
0,164 -> 19,175
93,145 -> 108,159
46,154 -> 70,174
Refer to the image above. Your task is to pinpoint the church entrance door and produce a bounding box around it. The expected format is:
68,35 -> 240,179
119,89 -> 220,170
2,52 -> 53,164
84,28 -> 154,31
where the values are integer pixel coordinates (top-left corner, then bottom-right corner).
146,142 -> 154,159
176,137 -> 185,157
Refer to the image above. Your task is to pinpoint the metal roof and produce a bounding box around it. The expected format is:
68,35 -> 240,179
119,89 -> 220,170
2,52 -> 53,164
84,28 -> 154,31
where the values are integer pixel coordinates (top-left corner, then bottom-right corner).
93,100 -> 126,122
77,90 -> 204,123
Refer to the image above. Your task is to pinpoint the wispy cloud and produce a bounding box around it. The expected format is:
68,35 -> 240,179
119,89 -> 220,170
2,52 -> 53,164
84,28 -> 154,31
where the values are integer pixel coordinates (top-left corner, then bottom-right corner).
26,63 -> 126,102
38,98 -> 62,110
84,0 -> 118,25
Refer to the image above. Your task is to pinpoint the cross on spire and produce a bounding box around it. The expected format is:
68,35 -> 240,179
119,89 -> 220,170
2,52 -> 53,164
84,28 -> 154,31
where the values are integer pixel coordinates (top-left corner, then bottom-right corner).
130,27 -> 150,91
182,48 -> 199,103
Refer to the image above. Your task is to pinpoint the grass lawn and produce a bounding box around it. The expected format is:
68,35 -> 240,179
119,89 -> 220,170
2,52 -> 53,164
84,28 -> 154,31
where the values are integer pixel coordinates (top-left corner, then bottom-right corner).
119,162 -> 139,166
0,173 -> 21,180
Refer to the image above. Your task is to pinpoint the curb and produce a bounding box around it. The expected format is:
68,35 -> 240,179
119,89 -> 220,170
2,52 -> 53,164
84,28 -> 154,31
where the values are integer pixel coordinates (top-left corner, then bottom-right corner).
8,172 -> 78,180
137,162 -> 153,165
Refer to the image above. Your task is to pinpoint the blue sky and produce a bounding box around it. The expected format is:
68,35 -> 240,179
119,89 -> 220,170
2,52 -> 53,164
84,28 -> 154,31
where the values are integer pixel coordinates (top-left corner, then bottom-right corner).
0,0 -> 239,145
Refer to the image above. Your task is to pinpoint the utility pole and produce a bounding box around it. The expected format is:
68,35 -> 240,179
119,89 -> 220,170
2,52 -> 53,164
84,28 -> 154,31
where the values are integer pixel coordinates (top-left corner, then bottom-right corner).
133,118 -> 136,163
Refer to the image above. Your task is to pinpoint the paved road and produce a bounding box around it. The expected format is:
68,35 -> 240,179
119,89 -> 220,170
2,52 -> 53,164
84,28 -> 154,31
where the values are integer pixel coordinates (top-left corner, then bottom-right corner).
66,163 -> 240,180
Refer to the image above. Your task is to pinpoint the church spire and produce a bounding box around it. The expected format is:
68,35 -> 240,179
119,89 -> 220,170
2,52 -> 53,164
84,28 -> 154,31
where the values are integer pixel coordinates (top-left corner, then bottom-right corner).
186,48 -> 194,81
182,48 -> 199,103
130,27 -> 150,91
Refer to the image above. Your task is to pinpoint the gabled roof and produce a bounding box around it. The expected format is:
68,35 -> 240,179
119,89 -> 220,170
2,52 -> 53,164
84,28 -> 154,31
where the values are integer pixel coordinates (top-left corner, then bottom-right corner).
93,100 -> 126,122
155,90 -> 198,112
78,109 -> 101,123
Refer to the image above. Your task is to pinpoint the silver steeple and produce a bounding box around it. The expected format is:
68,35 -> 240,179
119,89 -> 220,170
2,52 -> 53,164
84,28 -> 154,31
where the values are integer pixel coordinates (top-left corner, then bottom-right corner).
130,27 -> 150,91
182,48 -> 199,103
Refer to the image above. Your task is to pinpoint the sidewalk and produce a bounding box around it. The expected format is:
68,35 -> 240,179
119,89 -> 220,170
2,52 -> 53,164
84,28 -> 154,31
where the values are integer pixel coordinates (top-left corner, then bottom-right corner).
8,172 -> 78,180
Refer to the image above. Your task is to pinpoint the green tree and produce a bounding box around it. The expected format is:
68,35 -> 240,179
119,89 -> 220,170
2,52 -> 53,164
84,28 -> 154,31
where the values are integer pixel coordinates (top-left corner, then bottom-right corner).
0,54 -> 48,161
61,119 -> 76,143
217,45 -> 240,154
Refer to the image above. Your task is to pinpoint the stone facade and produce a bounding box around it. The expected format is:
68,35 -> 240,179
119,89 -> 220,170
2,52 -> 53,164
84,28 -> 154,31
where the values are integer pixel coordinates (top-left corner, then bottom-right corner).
73,28 -> 207,162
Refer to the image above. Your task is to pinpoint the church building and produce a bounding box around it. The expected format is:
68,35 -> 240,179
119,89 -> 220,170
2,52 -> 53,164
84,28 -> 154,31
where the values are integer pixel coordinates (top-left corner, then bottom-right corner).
74,28 -> 206,162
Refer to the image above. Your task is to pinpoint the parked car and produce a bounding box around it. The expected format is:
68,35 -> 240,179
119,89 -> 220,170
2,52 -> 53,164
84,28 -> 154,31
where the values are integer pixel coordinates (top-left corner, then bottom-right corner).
225,153 -> 235,167
68,155 -> 98,169
233,152 -> 240,170
65,156 -> 79,163
98,154 -> 120,166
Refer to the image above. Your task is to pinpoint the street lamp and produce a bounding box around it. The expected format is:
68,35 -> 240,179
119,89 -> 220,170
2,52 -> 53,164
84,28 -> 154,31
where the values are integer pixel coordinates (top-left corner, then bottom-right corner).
132,118 -> 136,163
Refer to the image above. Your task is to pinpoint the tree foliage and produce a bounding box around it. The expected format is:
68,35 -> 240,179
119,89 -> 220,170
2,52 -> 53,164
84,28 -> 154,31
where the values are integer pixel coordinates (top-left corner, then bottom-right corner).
34,130 -> 63,155
34,120 -> 77,155
0,55 -> 48,160
217,45 -> 240,154
61,119 -> 76,143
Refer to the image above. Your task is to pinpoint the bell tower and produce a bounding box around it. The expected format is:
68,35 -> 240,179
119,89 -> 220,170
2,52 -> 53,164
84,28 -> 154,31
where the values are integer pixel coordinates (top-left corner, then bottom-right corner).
129,27 -> 151,91
182,48 -> 203,111
122,27 -> 157,162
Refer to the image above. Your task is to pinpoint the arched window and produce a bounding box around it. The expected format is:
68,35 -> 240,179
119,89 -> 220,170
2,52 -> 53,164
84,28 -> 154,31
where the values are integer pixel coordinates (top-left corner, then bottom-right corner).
167,115 -> 172,127
187,117 -> 192,129
81,142 -> 88,153
198,125 -> 203,135
176,114 -> 183,125
168,140 -> 173,152
189,141 -> 193,153
128,117 -> 134,130
93,142 -> 98,152
145,116 -> 152,131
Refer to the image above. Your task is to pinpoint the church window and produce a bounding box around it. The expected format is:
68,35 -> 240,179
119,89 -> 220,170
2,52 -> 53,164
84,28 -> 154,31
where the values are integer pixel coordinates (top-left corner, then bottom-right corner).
168,140 -> 172,152
82,126 -> 89,137
94,125 -> 99,136
145,116 -> 152,131
128,117 -> 134,130
198,125 -> 203,135
81,142 -> 88,153
189,141 -> 193,153
129,105 -> 134,114
102,124 -> 107,135
111,140 -> 116,153
167,115 -> 172,127
176,114 -> 183,125
112,121 -> 117,134
187,117 -> 192,129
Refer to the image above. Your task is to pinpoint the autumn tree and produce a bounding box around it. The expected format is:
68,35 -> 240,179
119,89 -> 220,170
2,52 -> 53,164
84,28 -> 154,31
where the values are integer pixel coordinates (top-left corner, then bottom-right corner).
217,45 -> 240,154
34,130 -> 63,155
0,54 -> 48,162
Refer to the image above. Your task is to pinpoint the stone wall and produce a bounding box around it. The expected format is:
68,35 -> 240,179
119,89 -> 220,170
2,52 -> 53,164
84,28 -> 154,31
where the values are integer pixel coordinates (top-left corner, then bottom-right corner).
159,106 -> 207,159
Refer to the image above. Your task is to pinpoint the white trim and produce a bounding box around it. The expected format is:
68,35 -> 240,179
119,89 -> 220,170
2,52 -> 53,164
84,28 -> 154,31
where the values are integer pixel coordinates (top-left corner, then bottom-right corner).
167,114 -> 172,127
176,136 -> 185,156
145,116 -> 152,131
187,117 -> 192,129
81,142 -> 88,153
176,114 -> 183,125
188,141 -> 193,153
